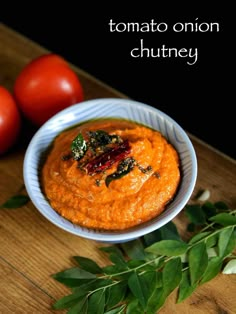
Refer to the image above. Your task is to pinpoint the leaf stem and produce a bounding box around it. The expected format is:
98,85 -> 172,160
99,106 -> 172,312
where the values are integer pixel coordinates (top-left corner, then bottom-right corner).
101,256 -> 163,280
197,210 -> 236,234
191,224 -> 236,247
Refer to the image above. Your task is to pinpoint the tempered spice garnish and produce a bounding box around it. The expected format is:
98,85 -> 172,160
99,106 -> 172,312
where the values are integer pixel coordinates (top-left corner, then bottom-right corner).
88,130 -> 122,151
105,157 -> 136,187
95,179 -> 101,187
64,128 -> 161,186
138,164 -> 153,174
85,140 -> 131,175
153,171 -> 161,179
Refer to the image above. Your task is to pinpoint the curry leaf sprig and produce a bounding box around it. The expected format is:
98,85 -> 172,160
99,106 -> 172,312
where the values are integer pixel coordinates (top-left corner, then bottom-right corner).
52,201 -> 236,314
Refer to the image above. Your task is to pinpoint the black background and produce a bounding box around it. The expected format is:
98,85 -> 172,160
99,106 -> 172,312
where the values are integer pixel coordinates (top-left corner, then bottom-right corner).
1,7 -> 234,159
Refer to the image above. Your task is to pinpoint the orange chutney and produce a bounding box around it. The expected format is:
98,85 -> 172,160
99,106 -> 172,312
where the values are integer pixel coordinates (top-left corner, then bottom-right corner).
41,119 -> 180,230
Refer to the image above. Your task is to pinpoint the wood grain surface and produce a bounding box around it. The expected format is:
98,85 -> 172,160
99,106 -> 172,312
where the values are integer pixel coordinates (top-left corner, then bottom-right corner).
0,23 -> 236,314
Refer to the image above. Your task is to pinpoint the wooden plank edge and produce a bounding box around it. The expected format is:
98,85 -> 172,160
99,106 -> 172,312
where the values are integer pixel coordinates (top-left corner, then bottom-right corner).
0,256 -> 56,311
188,132 -> 236,164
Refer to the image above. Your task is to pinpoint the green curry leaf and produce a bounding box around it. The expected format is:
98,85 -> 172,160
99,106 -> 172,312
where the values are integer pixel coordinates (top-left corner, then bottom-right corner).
73,256 -> 102,274
177,270 -> 197,303
105,157 -> 135,187
188,242 -> 208,285
0,195 -> 30,209
71,133 -> 87,160
145,240 -> 188,256
209,213 -> 236,226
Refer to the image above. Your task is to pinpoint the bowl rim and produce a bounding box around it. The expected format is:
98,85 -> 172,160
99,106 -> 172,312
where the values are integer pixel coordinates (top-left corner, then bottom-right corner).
23,97 -> 198,242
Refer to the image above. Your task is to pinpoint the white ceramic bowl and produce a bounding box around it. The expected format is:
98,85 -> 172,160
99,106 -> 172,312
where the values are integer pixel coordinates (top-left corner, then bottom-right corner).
23,98 -> 197,243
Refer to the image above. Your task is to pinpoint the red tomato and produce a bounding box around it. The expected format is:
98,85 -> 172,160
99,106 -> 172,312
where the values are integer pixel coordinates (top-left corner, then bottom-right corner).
0,86 -> 21,155
14,54 -> 84,126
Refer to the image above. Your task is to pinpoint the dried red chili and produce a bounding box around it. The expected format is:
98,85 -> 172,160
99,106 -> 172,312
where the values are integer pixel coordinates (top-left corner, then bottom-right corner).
85,140 -> 131,175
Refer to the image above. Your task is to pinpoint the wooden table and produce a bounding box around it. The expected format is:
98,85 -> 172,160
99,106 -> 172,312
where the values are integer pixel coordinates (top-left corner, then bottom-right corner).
0,23 -> 235,314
